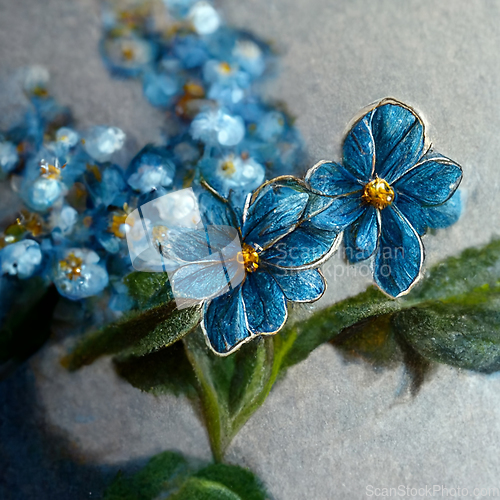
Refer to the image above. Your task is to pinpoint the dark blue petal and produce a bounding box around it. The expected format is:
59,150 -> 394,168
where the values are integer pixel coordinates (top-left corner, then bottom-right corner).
270,267 -> 326,302
395,188 -> 463,236
306,161 -> 363,196
194,182 -> 240,229
371,101 -> 425,183
308,191 -> 365,231
344,206 -> 380,263
393,153 -> 462,205
393,192 -> 428,235
242,270 -> 287,335
343,112 -> 375,181
374,205 -> 423,298
242,178 -> 309,250
262,220 -> 340,269
425,189 -> 462,229
203,286 -> 250,355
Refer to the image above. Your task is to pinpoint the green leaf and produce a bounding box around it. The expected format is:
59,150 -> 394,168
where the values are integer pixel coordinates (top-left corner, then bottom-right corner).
103,451 -> 268,500
124,271 -> 172,309
280,238 -> 500,380
64,302 -> 202,370
170,464 -> 267,500
394,289 -> 500,373
0,280 -> 59,379
103,451 -> 189,500
114,340 -> 197,398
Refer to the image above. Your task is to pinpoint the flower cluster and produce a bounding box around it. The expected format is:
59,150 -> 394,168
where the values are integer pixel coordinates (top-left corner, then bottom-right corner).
100,0 -> 306,201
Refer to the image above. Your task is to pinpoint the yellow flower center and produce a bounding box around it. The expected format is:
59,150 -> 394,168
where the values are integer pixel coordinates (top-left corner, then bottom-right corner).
108,204 -> 134,238
362,177 -> 395,210
59,253 -> 84,281
122,46 -> 135,61
221,159 -> 236,176
40,160 -> 66,180
237,243 -> 259,273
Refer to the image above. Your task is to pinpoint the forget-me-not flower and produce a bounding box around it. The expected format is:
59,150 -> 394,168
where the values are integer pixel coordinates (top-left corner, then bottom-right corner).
306,98 -> 463,298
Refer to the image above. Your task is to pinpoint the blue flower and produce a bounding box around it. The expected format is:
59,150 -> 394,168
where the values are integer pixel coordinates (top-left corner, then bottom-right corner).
0,240 -> 42,279
101,32 -> 158,77
169,178 -> 340,355
127,145 -> 176,194
82,126 -> 126,163
53,248 -> 109,300
197,151 -> 265,200
306,98 -> 463,298
190,107 -> 245,147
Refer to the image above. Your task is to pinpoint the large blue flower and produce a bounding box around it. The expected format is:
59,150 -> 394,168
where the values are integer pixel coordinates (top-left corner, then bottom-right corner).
306,98 -> 463,298
169,178 -> 340,355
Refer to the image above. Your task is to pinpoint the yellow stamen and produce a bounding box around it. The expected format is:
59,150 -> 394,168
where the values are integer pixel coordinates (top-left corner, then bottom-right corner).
59,253 -> 84,281
122,46 -> 135,61
221,159 -> 236,176
237,243 -> 259,273
108,204 -> 134,238
362,177 -> 395,210
219,61 -> 232,74
40,160 -> 66,180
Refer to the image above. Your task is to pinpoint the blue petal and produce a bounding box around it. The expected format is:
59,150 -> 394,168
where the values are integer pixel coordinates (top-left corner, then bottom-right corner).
271,267 -> 326,302
308,191 -> 365,231
392,193 -> 428,235
393,153 -> 462,205
161,226 -> 237,263
425,189 -> 462,229
343,112 -> 375,181
241,178 -> 309,250
195,182 -> 240,229
203,286 -> 250,355
370,101 -> 425,183
262,220 -> 340,269
374,205 -> 423,298
395,189 -> 463,236
344,206 -> 380,263
306,161 -> 362,196
242,270 -> 287,334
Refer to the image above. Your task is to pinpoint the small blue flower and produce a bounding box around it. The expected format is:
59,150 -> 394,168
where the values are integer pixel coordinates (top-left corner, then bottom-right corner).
127,145 -> 176,194
306,98 -> 463,298
101,32 -> 158,77
198,151 -> 265,200
53,248 -> 109,300
188,1 -> 221,35
170,178 -> 340,355
190,107 -> 245,147
23,158 -> 66,212
84,161 -> 130,209
83,126 -> 126,163
0,239 -> 42,279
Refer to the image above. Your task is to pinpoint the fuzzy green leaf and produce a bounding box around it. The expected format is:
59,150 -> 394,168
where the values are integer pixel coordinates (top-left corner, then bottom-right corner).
103,451 -> 268,500
64,302 -> 202,370
103,451 -> 189,500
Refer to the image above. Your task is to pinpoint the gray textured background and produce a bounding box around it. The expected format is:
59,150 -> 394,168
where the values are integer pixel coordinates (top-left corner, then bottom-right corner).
1,0 -> 500,498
